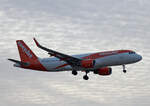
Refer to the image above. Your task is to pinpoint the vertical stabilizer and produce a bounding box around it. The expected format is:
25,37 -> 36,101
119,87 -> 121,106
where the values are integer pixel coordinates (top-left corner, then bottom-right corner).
16,40 -> 47,71
16,40 -> 37,62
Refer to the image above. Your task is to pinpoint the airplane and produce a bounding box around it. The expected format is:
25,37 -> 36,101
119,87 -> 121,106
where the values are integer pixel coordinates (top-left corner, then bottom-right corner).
8,38 -> 142,80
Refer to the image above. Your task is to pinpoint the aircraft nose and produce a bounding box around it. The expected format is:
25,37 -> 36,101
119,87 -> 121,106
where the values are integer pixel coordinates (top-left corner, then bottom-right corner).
137,54 -> 142,62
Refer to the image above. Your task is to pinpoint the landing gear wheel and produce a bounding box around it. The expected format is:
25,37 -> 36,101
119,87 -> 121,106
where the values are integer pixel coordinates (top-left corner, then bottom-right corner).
123,70 -> 127,73
72,70 -> 78,75
83,75 -> 89,80
123,65 -> 127,73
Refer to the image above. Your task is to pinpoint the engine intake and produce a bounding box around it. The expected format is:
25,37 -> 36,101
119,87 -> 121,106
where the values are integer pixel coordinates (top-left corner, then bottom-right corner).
94,67 -> 112,76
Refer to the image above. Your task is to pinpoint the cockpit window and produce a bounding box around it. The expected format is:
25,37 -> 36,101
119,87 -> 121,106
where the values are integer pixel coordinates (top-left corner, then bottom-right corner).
129,51 -> 135,54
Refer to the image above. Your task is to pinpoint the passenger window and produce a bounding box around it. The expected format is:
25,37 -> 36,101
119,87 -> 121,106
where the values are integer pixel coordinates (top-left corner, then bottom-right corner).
129,51 -> 135,54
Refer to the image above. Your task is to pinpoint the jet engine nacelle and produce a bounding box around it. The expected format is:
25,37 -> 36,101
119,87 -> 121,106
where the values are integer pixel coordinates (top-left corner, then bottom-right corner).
94,67 -> 112,76
81,59 -> 95,68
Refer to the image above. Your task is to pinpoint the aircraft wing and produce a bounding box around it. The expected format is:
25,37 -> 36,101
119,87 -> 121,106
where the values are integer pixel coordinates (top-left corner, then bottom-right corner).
33,38 -> 82,66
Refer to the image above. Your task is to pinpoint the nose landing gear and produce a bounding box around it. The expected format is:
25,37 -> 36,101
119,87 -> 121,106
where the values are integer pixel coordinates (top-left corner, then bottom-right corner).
123,65 -> 127,73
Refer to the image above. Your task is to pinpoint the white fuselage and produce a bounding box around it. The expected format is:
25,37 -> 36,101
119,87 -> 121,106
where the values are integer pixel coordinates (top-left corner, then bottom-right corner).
38,52 -> 142,72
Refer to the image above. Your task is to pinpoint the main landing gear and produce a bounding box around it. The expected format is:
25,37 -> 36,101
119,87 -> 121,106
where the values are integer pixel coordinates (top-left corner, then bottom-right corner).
72,70 -> 90,80
123,65 -> 127,73
83,71 -> 89,80
72,70 -> 78,75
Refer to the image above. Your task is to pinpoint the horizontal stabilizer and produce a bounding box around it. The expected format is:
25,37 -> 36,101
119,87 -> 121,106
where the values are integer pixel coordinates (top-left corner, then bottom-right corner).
8,58 -> 29,66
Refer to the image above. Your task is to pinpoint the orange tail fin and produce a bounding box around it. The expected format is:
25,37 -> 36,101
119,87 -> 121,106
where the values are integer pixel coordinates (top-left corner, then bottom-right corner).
16,40 -> 47,71
16,40 -> 37,62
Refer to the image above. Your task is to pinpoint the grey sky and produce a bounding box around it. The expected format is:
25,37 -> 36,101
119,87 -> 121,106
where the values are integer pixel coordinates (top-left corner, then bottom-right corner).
0,0 -> 150,106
